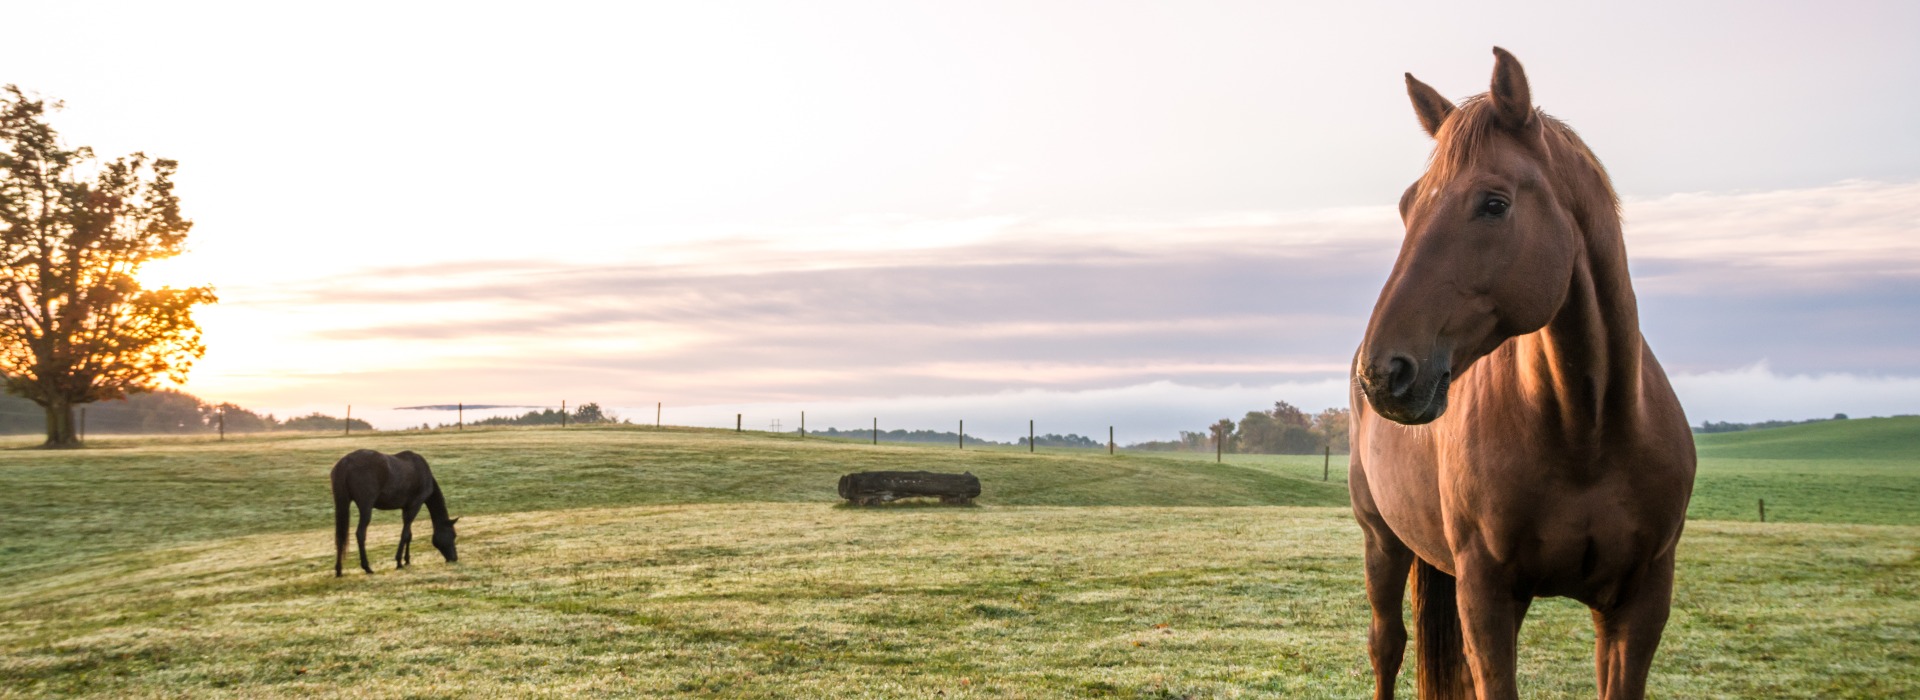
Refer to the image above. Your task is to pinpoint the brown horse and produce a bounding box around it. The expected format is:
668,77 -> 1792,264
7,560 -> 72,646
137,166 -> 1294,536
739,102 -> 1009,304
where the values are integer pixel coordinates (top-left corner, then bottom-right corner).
331,449 -> 459,576
1349,48 -> 1696,700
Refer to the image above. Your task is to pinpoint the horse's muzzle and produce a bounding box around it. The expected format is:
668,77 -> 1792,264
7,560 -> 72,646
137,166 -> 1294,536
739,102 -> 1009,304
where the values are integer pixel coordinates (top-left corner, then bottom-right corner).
1358,352 -> 1453,425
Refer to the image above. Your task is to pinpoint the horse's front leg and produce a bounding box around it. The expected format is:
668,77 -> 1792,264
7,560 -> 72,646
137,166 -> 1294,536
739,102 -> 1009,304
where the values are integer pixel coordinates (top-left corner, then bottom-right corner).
397,504 -> 421,569
1454,557 -> 1522,700
1352,461 -> 1416,700
1592,553 -> 1675,699
1361,524 -> 1415,699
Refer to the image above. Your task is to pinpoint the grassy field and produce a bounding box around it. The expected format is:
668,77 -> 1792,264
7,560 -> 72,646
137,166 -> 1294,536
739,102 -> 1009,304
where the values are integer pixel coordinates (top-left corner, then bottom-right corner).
0,421 -> 1915,697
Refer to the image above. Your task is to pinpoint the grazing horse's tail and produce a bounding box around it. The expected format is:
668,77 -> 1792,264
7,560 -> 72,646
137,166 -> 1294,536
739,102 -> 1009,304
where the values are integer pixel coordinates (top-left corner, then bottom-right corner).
1412,559 -> 1474,700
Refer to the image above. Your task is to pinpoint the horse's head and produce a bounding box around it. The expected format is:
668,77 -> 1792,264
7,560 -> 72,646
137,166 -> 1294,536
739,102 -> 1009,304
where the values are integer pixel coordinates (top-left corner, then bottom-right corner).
433,516 -> 460,562
1357,47 -> 1593,425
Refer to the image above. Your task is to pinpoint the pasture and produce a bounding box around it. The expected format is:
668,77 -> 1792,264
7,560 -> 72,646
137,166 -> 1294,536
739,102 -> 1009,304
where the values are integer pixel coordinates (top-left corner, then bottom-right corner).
1,419 -> 1916,697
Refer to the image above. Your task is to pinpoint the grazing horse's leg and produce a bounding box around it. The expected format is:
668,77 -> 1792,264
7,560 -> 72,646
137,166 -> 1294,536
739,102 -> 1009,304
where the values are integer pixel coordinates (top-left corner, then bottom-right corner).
355,498 -> 376,574
1454,558 -> 1522,700
397,504 -> 421,569
334,492 -> 351,577
1593,553 -> 1675,699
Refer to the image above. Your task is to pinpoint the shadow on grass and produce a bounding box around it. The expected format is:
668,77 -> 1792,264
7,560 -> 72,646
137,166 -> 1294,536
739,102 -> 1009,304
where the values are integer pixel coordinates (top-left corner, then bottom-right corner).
830,500 -> 983,511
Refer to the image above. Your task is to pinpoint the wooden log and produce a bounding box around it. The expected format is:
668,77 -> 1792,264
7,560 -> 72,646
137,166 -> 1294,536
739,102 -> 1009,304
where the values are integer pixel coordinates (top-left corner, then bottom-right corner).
838,470 -> 981,506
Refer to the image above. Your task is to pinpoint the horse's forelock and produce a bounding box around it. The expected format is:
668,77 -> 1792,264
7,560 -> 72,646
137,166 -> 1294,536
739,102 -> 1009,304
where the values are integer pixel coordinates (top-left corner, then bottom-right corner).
1420,96 -> 1618,220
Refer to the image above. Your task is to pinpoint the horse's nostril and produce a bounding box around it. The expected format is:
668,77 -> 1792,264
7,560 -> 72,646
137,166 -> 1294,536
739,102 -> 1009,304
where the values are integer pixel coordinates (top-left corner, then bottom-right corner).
1387,356 -> 1417,397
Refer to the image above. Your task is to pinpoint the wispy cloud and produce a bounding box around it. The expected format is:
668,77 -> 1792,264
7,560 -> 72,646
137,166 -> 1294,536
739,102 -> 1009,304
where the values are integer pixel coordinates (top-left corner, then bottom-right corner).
187,180 -> 1920,431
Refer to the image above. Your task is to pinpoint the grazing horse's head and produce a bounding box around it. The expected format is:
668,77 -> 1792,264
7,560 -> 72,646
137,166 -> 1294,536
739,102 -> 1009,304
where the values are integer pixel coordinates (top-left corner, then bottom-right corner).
1357,47 -> 1607,425
434,516 -> 460,562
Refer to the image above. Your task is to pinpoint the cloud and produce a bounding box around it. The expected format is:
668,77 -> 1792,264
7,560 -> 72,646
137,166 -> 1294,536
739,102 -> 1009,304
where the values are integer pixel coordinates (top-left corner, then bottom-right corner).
190,180 -> 1920,432
1668,363 -> 1920,424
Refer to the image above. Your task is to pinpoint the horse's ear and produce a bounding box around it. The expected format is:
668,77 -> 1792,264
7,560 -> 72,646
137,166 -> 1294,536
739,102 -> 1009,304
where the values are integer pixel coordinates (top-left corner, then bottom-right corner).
1489,46 -> 1534,131
1405,73 -> 1453,138
450,517 -> 460,525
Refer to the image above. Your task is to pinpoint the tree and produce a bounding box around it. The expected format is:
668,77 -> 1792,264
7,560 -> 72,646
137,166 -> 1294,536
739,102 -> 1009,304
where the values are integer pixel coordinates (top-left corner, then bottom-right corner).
1313,407 -> 1351,452
1211,418 -> 1237,453
0,86 -> 216,447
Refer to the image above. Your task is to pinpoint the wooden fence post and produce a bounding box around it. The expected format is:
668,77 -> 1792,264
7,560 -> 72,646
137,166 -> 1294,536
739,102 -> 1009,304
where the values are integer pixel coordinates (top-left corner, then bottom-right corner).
872,417 -> 878,445
562,400 -> 568,428
656,402 -> 661,428
219,408 -> 225,441
458,402 -> 464,431
959,420 -> 964,449
345,405 -> 352,436
801,411 -> 805,437
1759,498 -> 1767,523
1324,445 -> 1330,481
1109,426 -> 1114,455
737,413 -> 742,432
1029,420 -> 1034,453
1215,424 -> 1221,464
79,408 -> 86,442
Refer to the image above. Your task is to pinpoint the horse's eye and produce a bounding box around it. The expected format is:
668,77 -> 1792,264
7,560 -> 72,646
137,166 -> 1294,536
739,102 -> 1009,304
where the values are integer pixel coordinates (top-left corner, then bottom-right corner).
1480,197 -> 1510,217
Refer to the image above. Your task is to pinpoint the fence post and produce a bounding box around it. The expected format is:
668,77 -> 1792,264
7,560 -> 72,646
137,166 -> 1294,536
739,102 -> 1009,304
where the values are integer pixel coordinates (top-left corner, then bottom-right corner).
1109,426 -> 1114,455
872,417 -> 877,445
959,419 -> 964,449
801,411 -> 805,437
1324,445 -> 1330,481
458,402 -> 464,431
562,400 -> 568,428
79,408 -> 86,443
219,408 -> 226,441
1759,498 -> 1766,523
1215,425 -> 1221,464
737,413 -> 742,433
656,402 -> 662,427
1029,420 -> 1034,453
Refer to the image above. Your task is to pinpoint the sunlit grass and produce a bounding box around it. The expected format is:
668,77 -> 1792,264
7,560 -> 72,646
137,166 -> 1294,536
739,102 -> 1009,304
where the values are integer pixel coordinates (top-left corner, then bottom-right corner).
0,425 -> 1914,697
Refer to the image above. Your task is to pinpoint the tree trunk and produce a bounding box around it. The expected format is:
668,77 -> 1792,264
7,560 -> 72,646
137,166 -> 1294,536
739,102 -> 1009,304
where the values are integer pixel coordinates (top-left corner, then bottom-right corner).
43,399 -> 78,448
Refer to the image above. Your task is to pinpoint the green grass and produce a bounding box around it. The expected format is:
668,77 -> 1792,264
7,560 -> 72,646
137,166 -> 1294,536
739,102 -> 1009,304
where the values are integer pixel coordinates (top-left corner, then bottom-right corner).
1690,416 -> 1920,524
0,423 -> 1915,698
1144,416 -> 1920,525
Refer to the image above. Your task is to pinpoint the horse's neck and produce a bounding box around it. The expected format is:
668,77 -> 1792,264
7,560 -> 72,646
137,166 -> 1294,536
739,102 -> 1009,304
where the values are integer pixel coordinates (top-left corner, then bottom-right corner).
1514,213 -> 1645,446
424,487 -> 453,527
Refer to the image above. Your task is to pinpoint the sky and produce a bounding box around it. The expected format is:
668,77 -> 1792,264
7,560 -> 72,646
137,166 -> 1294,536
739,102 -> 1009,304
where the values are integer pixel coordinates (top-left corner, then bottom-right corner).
3,1 -> 1918,439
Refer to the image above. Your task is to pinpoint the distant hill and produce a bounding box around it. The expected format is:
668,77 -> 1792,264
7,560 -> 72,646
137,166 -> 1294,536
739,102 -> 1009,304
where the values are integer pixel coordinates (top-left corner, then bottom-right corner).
1693,415 -> 1920,462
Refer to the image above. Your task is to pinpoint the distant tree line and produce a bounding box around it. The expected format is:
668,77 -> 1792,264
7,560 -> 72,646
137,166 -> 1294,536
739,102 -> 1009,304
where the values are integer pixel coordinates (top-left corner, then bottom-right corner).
1129,401 -> 1350,454
0,389 -> 367,435
1019,433 -> 1102,449
441,403 -> 623,428
807,427 -> 1004,446
1694,413 -> 1847,434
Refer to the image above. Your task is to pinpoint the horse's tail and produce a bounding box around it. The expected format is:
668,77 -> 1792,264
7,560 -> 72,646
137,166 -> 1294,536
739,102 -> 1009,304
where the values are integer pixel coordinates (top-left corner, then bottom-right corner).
1412,559 -> 1474,699
332,479 -> 350,576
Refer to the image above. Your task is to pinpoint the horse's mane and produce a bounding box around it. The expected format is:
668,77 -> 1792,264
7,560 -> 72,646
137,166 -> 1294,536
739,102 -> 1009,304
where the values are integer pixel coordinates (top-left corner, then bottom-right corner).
1423,95 -> 1620,226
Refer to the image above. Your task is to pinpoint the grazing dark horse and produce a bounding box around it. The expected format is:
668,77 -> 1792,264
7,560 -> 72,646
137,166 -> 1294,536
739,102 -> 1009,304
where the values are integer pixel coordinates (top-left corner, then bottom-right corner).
1349,48 -> 1696,700
331,449 -> 459,576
